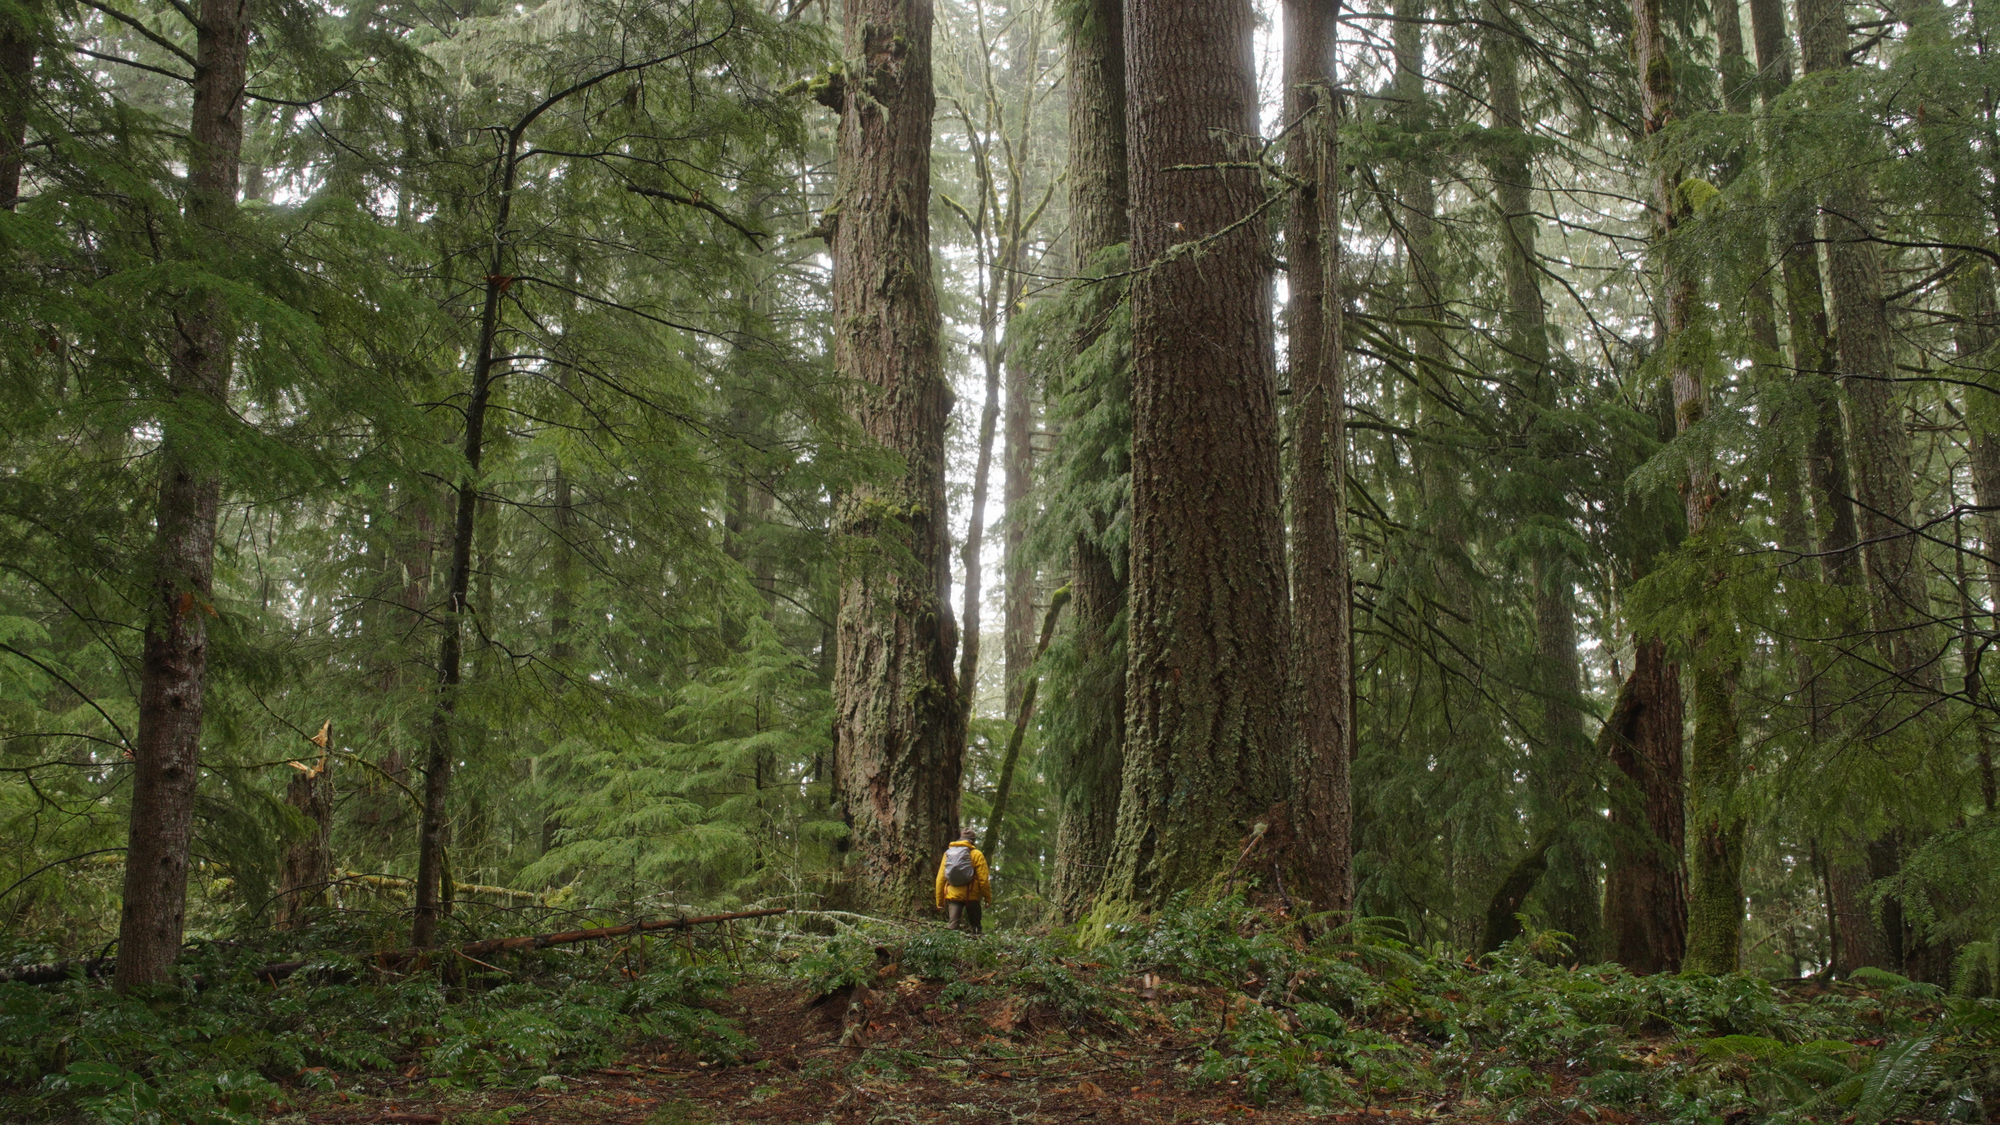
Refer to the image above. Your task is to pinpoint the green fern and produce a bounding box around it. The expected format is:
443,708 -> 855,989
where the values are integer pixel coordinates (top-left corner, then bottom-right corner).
1851,1033 -> 1941,1125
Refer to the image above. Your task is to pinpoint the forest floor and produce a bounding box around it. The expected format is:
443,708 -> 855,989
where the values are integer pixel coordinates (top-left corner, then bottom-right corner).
7,900 -> 1993,1125
283,979 -> 1525,1125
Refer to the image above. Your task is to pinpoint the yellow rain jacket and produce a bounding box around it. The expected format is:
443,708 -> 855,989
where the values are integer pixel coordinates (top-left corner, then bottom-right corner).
934,840 -> 991,907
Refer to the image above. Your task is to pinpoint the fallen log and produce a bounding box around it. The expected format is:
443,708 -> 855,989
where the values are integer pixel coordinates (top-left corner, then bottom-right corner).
0,907 -> 790,986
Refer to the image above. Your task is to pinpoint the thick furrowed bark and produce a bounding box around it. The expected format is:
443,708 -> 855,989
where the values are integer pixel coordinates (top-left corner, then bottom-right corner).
1109,0 -> 1291,910
829,0 -> 964,917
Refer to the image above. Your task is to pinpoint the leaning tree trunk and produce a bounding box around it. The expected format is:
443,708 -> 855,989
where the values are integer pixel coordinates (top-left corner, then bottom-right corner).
1048,0 -> 1130,922
828,0 -> 964,916
114,0 -> 249,992
1630,0 -> 1743,975
1284,0 -> 1353,919
1107,0 -> 1291,910
1602,639 -> 1688,973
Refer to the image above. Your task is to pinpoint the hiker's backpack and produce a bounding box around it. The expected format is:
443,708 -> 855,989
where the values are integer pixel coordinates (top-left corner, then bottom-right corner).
944,845 -> 977,887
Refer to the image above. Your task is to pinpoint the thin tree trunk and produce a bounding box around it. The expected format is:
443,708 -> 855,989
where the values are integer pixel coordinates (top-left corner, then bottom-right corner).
987,589 -> 1068,872
114,0 -> 249,991
1745,0 -> 1861,597
1002,340 -> 1035,714
1799,0 -> 1928,685
0,0 -> 32,211
1631,0 -> 1743,974
1602,639 -> 1688,973
413,131 -> 526,951
1484,0 -> 1597,956
958,295 -> 1002,730
1048,0 -> 1129,922
1955,265 -> 2000,815
1285,0 -> 1352,919
1109,0 -> 1291,909
829,0 -> 964,916
1797,0 -> 1925,977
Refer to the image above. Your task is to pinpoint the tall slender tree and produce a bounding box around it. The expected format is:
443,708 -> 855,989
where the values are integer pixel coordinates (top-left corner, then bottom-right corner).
115,0 -> 251,990
1631,0 -> 1744,975
1285,0 -> 1352,918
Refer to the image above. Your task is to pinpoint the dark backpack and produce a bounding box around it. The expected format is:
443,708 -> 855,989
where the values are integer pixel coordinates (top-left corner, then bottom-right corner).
944,845 -> 977,887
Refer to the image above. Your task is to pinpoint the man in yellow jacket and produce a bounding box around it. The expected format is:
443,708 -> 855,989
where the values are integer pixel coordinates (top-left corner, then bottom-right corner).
934,828 -> 991,933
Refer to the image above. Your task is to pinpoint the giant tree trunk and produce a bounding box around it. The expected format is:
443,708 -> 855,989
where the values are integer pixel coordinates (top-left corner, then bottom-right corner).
1108,0 -> 1291,909
829,0 -> 963,916
115,0 -> 249,991
1284,0 -> 1352,919
1047,0 -> 1129,922
1630,0 -> 1743,975
1602,639 -> 1688,973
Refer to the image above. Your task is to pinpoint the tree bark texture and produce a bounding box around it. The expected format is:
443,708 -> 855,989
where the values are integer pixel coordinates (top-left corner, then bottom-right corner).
1631,0 -> 1744,975
1048,0 -> 1130,923
1109,0 -> 1291,910
829,0 -> 964,916
1284,0 -> 1353,919
114,0 -> 248,991
1602,639 -> 1688,974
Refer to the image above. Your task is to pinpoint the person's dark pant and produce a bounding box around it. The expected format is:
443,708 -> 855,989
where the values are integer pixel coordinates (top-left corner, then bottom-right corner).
946,900 -> 983,934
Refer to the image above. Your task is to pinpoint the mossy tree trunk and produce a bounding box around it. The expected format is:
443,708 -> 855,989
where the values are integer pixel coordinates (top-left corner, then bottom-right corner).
1108,0 -> 1291,910
1048,0 -> 1129,923
1631,0 -> 1743,975
828,0 -> 964,916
